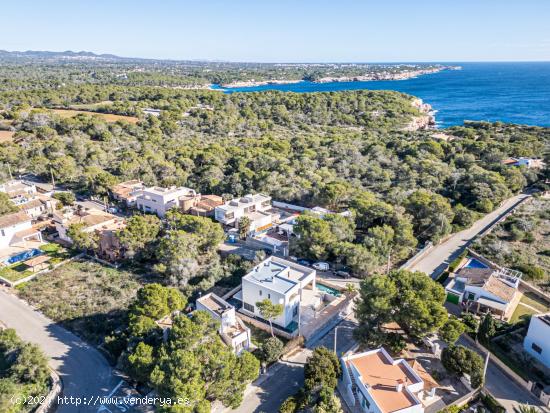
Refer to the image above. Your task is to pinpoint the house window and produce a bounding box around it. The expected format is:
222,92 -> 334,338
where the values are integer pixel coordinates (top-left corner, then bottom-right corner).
293,305 -> 298,316
268,293 -> 271,299
532,343 -> 543,354
467,292 -> 475,301
1,229 -> 4,237
243,302 -> 254,312
259,290 -> 262,296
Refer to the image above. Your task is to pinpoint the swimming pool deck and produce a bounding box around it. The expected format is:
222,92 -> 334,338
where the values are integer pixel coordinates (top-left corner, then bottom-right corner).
0,240 -> 45,264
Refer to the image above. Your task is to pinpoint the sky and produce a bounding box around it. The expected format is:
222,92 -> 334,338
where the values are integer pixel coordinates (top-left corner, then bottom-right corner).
1,0 -> 550,62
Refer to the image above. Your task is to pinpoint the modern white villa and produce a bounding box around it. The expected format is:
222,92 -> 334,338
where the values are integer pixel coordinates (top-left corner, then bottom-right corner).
239,256 -> 316,330
135,186 -> 197,217
196,292 -> 251,354
340,348 -> 427,413
214,194 -> 273,233
524,313 -> 550,369
445,256 -> 521,321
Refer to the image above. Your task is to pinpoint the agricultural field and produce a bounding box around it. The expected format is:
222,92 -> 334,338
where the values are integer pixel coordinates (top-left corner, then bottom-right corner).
472,197 -> 550,290
16,259 -> 145,344
50,108 -> 139,123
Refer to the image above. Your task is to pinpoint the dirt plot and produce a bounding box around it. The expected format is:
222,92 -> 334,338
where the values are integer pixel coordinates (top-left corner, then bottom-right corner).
50,108 -> 139,123
0,130 -> 15,143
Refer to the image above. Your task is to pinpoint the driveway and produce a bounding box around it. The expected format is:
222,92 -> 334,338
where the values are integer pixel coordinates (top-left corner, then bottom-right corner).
408,193 -> 530,278
0,289 -> 147,413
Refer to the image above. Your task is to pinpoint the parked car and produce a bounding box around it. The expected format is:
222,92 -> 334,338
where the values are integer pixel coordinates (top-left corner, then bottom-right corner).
335,270 -> 351,278
313,262 -> 330,271
297,259 -> 313,267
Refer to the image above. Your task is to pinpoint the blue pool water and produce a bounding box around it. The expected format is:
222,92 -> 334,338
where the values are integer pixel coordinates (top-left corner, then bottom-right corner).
317,283 -> 342,297
3,248 -> 42,265
463,258 -> 489,269
215,62 -> 550,128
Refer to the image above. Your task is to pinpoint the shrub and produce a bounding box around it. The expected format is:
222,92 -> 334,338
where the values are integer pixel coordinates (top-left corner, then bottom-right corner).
279,396 -> 298,413
261,337 -> 284,364
442,345 -> 484,388
514,264 -> 545,281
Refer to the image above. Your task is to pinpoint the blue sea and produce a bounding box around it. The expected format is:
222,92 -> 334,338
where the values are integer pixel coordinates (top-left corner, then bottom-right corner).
214,62 -> 550,128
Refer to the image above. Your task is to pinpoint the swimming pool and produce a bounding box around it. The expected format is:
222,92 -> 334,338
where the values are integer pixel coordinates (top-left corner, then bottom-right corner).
317,283 -> 342,297
3,248 -> 42,265
463,258 -> 489,269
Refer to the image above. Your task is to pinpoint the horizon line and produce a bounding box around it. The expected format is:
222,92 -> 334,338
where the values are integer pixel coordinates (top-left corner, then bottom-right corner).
2,49 -> 550,65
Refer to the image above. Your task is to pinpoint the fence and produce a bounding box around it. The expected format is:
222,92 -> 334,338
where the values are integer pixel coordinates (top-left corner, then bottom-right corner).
400,242 -> 434,270
0,252 -> 85,287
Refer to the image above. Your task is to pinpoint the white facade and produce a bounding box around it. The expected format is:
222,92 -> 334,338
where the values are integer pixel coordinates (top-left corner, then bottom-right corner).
0,212 -> 37,249
215,194 -> 272,232
524,313 -> 550,368
240,256 -> 316,328
341,348 -> 424,413
0,180 -> 37,205
196,293 -> 251,354
135,186 -> 196,217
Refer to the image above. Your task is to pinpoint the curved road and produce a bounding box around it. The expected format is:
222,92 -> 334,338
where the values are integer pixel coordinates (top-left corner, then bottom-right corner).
0,288 -> 138,413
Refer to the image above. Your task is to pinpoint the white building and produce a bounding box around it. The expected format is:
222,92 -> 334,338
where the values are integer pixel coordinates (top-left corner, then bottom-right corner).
196,293 -> 251,354
214,194 -> 273,233
445,258 -> 521,321
340,348 -> 425,413
0,212 -> 42,250
135,186 -> 197,217
240,256 -> 316,329
524,313 -> 550,368
0,180 -> 37,206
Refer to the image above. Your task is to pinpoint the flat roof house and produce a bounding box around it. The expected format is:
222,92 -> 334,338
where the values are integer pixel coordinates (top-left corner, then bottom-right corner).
135,186 -> 197,217
214,194 -> 273,233
445,257 -> 521,321
524,313 -> 550,369
240,256 -> 316,330
196,293 -> 251,355
341,348 -> 425,413
0,180 -> 37,206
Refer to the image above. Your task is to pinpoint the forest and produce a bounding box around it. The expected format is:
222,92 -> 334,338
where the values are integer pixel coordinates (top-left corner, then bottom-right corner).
1,75 -> 549,274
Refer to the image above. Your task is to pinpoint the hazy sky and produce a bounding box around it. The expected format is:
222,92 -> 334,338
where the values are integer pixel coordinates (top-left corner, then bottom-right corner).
2,0 -> 550,62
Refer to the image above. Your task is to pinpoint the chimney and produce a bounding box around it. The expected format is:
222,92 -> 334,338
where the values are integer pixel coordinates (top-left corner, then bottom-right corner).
396,379 -> 404,392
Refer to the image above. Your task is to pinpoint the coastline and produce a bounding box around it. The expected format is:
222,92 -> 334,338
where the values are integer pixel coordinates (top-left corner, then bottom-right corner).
218,65 -> 460,89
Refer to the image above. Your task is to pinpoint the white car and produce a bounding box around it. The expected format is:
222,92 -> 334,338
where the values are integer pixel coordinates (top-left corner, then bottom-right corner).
313,262 -> 330,271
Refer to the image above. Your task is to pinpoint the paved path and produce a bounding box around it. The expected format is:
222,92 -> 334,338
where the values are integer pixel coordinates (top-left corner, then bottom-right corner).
227,316 -> 358,413
0,288 -> 143,413
409,193 -> 530,278
458,336 -> 549,412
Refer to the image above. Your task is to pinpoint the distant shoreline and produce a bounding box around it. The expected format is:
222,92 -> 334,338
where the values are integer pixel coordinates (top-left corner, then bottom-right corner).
217,65 -> 460,89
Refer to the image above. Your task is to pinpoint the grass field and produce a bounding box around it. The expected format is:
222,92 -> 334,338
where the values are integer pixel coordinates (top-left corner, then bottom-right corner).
50,109 -> 139,124
510,292 -> 550,323
16,259 -> 144,344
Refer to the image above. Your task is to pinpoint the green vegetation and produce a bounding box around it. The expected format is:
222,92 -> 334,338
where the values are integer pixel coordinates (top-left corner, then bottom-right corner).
279,347 -> 343,413
0,329 -> 50,413
256,299 -> 284,337
0,192 -> 18,216
472,197 -> 549,289
354,269 -> 448,348
123,285 -> 259,412
441,345 -> 484,388
16,260 -> 143,345
439,318 -> 466,344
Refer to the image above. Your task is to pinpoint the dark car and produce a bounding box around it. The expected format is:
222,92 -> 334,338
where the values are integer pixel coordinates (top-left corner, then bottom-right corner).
335,270 -> 351,278
297,259 -> 313,267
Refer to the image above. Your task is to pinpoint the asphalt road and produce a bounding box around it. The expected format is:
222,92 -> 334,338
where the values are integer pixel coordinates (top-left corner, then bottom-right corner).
0,288 -> 145,413
228,317 -> 358,413
457,336 -> 548,412
408,193 -> 530,278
